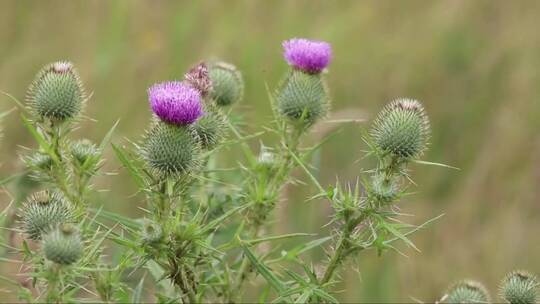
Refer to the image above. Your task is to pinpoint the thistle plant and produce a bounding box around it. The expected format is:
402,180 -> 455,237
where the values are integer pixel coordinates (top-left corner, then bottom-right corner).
0,38 -> 515,304
0,60 -> 129,303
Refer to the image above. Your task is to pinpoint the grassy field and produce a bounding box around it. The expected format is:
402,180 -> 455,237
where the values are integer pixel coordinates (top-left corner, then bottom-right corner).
1,1 -> 540,302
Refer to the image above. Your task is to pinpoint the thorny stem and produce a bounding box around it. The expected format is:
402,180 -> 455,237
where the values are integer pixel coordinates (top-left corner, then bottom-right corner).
44,122 -> 85,213
46,264 -> 63,303
320,214 -> 366,285
321,155 -> 403,286
231,124 -> 303,301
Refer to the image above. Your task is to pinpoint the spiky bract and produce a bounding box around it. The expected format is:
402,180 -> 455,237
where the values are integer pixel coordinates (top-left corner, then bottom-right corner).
70,139 -> 99,166
141,219 -> 163,244
141,120 -> 201,177
26,152 -> 54,171
208,62 -> 244,106
276,70 -> 328,127
444,280 -> 490,304
21,191 -> 74,240
500,270 -> 539,304
369,173 -> 400,204
371,98 -> 430,159
27,61 -> 85,121
192,106 -> 227,150
185,62 -> 212,97
43,224 -> 83,265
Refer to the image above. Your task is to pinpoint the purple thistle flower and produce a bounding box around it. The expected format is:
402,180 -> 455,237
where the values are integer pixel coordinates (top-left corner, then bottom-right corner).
283,38 -> 332,74
148,81 -> 203,125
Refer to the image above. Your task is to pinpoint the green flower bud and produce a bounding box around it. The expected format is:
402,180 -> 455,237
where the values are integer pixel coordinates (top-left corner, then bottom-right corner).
276,69 -> 329,128
192,105 -> 227,150
43,223 -> 83,265
208,62 -> 244,106
141,219 -> 163,244
500,270 -> 539,304
26,152 -> 54,171
444,280 -> 490,304
70,139 -> 99,166
20,191 -> 74,240
27,61 -> 85,122
371,98 -> 430,159
256,148 -> 278,173
141,120 -> 201,177
369,173 -> 399,204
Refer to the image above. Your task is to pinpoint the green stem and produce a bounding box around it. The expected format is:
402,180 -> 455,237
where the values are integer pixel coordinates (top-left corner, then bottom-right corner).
320,233 -> 347,285
320,213 -> 367,285
46,264 -> 63,303
229,125 -> 304,301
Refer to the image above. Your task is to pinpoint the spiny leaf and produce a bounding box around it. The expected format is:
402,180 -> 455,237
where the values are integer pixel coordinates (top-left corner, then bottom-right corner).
111,143 -> 146,189
202,204 -> 249,234
20,114 -> 60,163
131,275 -> 145,303
241,243 -> 286,294
244,233 -> 314,246
413,159 -> 460,170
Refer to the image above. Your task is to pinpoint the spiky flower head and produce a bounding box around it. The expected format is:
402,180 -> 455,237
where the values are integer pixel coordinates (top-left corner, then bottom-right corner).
27,61 -> 85,122
283,38 -> 332,74
191,105 -> 227,150
149,81 -> 203,125
276,70 -> 329,127
444,280 -> 490,304
43,223 -> 83,265
371,98 -> 430,159
141,219 -> 163,245
70,139 -> 99,166
26,152 -> 54,171
141,120 -> 201,177
208,62 -> 244,106
500,270 -> 539,304
184,62 -> 212,97
256,148 -> 278,173
369,173 -> 400,204
20,190 -> 74,240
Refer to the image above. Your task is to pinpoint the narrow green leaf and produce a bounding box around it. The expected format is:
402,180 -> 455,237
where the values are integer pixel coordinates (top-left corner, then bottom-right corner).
20,114 -> 59,163
0,107 -> 16,120
0,172 -> 25,186
383,214 -> 445,246
413,160 -> 460,170
295,290 -> 313,304
312,288 -> 339,303
111,143 -> 145,189
131,275 -> 145,303
245,233 -> 314,246
381,221 -> 419,252
99,120 -> 120,152
202,204 -> 249,234
275,236 -> 332,262
286,146 -> 325,193
89,207 -> 139,230
241,243 -> 286,294
0,90 -> 26,111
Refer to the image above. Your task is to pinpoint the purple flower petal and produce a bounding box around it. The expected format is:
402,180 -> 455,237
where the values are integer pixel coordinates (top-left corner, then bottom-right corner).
148,81 -> 203,125
283,38 -> 332,73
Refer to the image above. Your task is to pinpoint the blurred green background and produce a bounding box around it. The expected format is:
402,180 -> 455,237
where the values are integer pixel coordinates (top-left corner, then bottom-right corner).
1,0 -> 540,302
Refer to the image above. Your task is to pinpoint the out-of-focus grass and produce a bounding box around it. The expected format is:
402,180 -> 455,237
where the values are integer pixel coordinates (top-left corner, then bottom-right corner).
1,0 -> 540,302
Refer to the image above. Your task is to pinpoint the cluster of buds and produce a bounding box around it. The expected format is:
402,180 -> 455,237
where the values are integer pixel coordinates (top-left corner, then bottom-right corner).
20,191 -> 82,265
441,270 -> 539,304
142,61 -> 242,177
